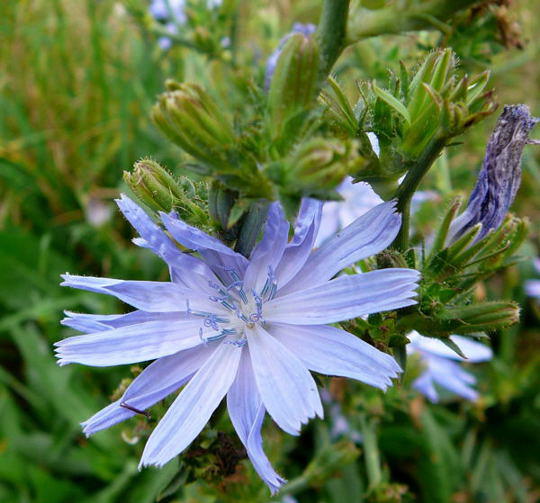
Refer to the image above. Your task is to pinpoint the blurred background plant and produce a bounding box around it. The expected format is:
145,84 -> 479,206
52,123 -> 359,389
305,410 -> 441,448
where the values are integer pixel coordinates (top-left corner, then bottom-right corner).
0,0 -> 539,501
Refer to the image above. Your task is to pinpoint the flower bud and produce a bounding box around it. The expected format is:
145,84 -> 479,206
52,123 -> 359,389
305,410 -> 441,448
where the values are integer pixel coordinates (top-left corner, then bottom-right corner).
151,82 -> 235,166
288,138 -> 350,192
438,302 -> 520,333
401,301 -> 520,335
448,105 -> 538,244
267,32 -> 319,140
123,159 -> 184,212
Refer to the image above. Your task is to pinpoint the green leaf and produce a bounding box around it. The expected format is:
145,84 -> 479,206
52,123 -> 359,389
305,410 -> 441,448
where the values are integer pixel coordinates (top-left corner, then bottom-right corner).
372,82 -> 411,124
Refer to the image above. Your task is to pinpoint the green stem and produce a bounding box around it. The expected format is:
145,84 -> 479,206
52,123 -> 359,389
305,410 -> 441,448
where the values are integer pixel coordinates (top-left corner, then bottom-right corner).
316,0 -> 351,79
271,476 -> 310,500
360,416 -> 382,490
347,0 -> 482,42
392,136 -> 447,250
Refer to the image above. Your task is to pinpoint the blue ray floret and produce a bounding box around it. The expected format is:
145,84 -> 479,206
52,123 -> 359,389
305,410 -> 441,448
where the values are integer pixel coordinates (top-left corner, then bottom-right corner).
57,195 -> 420,493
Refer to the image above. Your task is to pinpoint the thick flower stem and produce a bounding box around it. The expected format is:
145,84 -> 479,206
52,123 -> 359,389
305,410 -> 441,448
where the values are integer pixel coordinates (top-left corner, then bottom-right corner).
347,0 -> 483,43
316,0 -> 350,80
392,136 -> 448,250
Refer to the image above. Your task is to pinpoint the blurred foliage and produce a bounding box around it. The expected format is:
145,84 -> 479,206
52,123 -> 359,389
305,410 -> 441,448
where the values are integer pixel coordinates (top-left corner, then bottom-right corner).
0,0 -> 539,502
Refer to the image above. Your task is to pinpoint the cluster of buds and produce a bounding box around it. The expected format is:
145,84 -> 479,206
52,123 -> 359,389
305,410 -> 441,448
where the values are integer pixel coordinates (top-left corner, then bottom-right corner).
152,80 -> 236,168
396,48 -> 496,158
321,49 -> 497,195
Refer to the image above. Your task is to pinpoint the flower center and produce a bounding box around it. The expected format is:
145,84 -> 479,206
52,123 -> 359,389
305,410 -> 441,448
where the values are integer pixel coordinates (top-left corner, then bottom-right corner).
188,268 -> 277,347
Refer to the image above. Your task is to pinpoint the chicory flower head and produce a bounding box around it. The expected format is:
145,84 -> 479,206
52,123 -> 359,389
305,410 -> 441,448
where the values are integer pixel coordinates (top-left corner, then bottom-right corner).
407,332 -> 493,402
58,196 -> 419,493
448,104 -> 538,243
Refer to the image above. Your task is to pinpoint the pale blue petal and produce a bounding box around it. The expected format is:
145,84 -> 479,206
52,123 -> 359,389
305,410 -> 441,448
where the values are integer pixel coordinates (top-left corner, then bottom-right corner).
116,195 -> 215,290
55,318 -> 209,366
244,203 -> 289,292
427,357 -> 479,401
140,342 -> 242,468
269,323 -> 400,390
279,201 -> 401,294
81,400 -> 133,436
408,332 -> 492,362
61,310 -> 185,333
266,269 -> 419,325
227,349 -> 286,494
275,199 -> 322,289
449,335 -> 493,362
82,345 -> 213,435
61,274 -> 215,313
61,312 -> 124,333
315,178 -> 384,246
247,325 -> 322,436
161,211 -> 248,281
412,372 -> 439,402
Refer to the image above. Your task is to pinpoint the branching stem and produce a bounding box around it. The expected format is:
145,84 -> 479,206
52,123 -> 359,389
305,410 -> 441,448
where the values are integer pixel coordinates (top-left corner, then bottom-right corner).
393,137 -> 448,250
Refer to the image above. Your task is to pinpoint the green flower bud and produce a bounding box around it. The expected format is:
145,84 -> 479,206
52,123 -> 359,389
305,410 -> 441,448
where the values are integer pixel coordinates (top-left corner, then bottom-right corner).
288,138 -> 351,192
124,159 -> 184,212
124,159 -> 209,226
438,302 -> 520,334
400,301 -> 519,335
267,33 -> 320,140
151,82 -> 235,166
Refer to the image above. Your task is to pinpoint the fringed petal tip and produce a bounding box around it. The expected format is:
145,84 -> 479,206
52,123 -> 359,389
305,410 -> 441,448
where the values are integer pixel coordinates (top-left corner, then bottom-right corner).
268,477 -> 287,496
137,458 -> 166,471
80,422 -> 95,438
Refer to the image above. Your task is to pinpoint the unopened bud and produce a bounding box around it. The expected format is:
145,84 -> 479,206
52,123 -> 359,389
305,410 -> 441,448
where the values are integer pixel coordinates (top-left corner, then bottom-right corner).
399,301 -> 519,336
123,159 -> 184,212
288,138 -> 350,192
438,301 -> 520,334
448,105 -> 538,244
267,33 -> 319,140
152,82 -> 235,166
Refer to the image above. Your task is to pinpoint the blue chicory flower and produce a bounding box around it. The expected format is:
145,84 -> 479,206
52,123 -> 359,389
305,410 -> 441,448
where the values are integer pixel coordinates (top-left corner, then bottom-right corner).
265,23 -> 317,89
448,104 -> 538,243
57,195 -> 419,493
407,332 -> 493,402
